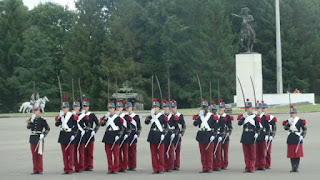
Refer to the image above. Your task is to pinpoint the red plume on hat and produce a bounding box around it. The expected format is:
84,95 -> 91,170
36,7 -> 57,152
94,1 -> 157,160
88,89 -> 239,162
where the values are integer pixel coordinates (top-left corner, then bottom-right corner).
163,99 -> 167,103
290,105 -> 294,108
117,99 -> 120,102
246,98 -> 249,102
220,99 -> 223,103
202,99 -> 205,102
73,100 -> 77,102
153,98 -> 157,102
262,100 -> 264,103
171,99 -> 175,103
211,101 -> 214,105
123,100 -> 127,105
83,98 -> 87,102
108,100 -> 111,104
257,100 -> 259,103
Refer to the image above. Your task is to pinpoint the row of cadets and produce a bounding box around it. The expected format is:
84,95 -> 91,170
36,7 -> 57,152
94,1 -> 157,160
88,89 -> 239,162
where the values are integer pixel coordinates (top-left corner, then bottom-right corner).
282,105 -> 307,172
145,98 -> 169,174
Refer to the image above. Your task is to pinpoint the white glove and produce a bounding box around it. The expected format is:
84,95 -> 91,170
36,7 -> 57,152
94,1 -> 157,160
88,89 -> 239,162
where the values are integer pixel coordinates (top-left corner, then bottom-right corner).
59,111 -> 64,118
81,130 -> 85,136
115,136 -> 120,141
70,135 -> 75,141
124,134 -> 128,140
39,134 -> 44,140
199,110 -> 204,117
91,131 -> 95,136
265,135 -> 269,141
299,136 -> 303,142
105,112 -> 111,118
254,133 -> 258,139
288,118 -> 294,123
161,134 -> 165,141
210,136 -> 215,142
218,137 -> 222,142
133,134 -> 138,139
31,114 -> 36,121
151,109 -> 155,116
269,136 -> 273,141
171,133 -> 175,140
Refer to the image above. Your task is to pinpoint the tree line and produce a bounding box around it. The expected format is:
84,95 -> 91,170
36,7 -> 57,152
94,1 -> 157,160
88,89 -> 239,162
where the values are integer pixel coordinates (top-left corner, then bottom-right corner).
0,0 -> 319,112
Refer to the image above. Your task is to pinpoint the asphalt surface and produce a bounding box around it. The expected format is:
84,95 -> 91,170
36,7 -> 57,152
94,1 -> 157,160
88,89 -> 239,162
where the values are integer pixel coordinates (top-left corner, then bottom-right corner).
0,112 -> 319,180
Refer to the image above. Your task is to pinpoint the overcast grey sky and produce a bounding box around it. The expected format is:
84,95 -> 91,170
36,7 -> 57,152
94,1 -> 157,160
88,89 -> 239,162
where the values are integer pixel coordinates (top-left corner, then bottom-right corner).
23,0 -> 75,10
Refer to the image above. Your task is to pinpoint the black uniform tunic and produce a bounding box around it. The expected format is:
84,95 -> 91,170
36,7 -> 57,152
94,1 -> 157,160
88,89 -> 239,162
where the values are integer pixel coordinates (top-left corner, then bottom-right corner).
74,112 -> 85,144
80,113 -> 100,143
145,113 -> 169,144
171,113 -> 186,144
101,114 -> 123,144
127,113 -> 141,144
283,118 -> 307,144
27,116 -> 50,144
193,113 -> 217,144
237,113 -> 261,144
256,113 -> 270,141
118,113 -> 131,143
164,113 -> 174,144
55,113 -> 78,145
218,114 -> 233,142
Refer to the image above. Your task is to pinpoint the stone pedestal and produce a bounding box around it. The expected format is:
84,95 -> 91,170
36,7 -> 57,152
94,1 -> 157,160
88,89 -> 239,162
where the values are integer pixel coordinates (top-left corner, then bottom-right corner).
236,53 -> 263,107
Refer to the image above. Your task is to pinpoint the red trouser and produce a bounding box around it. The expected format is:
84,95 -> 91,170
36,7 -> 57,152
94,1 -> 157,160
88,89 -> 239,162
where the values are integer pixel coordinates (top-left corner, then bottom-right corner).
128,143 -> 137,169
212,142 -> 222,170
221,141 -> 229,168
105,144 -> 119,172
30,144 -> 43,173
199,143 -> 213,171
60,144 -> 74,173
173,142 -> 181,169
242,144 -> 255,171
255,140 -> 266,169
74,143 -> 84,171
164,143 -> 173,170
150,143 -> 164,172
266,142 -> 272,167
119,143 -> 128,171
84,141 -> 94,170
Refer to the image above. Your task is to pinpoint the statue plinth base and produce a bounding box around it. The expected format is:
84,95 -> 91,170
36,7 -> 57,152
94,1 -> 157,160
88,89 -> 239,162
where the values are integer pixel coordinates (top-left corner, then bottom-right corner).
236,53 -> 262,107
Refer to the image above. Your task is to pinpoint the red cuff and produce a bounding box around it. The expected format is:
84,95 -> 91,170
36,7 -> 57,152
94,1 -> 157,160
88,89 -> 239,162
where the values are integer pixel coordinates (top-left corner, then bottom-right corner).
213,115 -> 219,121
273,117 -> 277,122
174,115 -> 179,121
73,114 -> 79,121
164,115 -> 169,122
85,115 -> 89,120
230,116 -> 234,121
237,114 -> 242,120
55,115 -> 59,121
120,118 -> 124,124
100,117 -> 104,122
282,120 -> 286,126
302,119 -> 306,125
129,116 -> 133,122
193,115 -> 197,120
256,116 -> 261,122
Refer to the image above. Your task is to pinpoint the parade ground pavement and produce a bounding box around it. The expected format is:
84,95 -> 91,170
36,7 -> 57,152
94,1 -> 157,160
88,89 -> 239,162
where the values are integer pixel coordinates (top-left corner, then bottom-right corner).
1,112 -> 319,180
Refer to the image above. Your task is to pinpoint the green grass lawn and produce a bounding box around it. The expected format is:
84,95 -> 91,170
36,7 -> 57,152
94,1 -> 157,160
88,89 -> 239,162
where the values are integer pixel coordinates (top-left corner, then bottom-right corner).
1,104 -> 319,117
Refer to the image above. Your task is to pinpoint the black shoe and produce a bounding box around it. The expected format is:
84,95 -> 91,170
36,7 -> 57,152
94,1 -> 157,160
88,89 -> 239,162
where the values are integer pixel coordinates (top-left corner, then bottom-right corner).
199,170 -> 211,173
74,170 -> 82,173
87,169 -> 93,171
257,168 -> 265,171
112,171 -> 118,174
107,171 -> 113,174
212,169 -> 221,171
173,168 -> 180,171
38,172 -> 43,174
127,168 -> 133,171
84,169 -> 89,171
118,169 -> 126,173
164,169 -> 172,172
152,171 -> 159,174
31,172 -> 39,175
63,172 -> 71,174
265,166 -> 270,169
221,167 -> 227,170
243,170 -> 253,173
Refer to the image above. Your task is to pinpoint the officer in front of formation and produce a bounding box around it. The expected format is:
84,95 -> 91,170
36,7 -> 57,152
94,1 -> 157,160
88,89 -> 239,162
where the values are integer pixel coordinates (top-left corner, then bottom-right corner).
193,100 -> 217,173
282,105 -> 307,173
145,98 -> 169,174
27,106 -> 50,174
237,98 -> 261,173
55,95 -> 79,174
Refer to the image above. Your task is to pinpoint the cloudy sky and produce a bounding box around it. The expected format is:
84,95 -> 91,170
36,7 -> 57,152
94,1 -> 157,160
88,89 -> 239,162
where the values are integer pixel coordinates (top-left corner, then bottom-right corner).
23,0 -> 75,10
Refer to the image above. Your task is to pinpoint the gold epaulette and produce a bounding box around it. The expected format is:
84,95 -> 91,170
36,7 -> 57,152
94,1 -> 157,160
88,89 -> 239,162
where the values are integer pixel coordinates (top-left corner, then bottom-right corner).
41,116 -> 47,120
26,118 -> 30,123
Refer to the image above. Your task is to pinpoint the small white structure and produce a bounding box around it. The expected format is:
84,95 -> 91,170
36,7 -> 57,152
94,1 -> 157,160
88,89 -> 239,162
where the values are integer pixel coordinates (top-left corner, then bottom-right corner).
236,53 -> 263,107
234,93 -> 315,106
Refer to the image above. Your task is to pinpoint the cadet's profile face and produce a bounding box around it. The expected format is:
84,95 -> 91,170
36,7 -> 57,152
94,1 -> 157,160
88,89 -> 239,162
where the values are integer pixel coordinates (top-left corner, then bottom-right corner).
290,113 -> 296,118
117,107 -> 123,112
63,107 -> 69,113
202,106 -> 208,111
163,106 -> 169,113
171,107 -> 177,112
83,106 -> 89,112
73,106 -> 80,112
153,106 -> 160,112
34,109 -> 40,116
220,107 -> 225,113
109,107 -> 115,113
246,107 -> 252,113
127,107 -> 132,112
263,108 -> 268,113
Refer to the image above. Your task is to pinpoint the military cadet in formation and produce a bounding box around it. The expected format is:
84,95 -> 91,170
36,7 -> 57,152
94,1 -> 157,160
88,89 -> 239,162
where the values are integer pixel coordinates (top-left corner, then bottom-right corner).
27,106 -> 50,174
211,101 -> 224,171
162,99 -> 175,172
170,99 -> 186,171
126,101 -> 141,171
55,95 -> 79,174
117,100 -> 130,172
80,97 -> 100,171
72,99 -> 85,172
282,105 -> 307,172
210,101 -> 218,115
237,98 -> 261,173
193,100 -> 217,173
100,101 -> 124,174
262,101 -> 277,169
145,98 -> 169,174
217,99 -> 233,170
255,100 -> 270,170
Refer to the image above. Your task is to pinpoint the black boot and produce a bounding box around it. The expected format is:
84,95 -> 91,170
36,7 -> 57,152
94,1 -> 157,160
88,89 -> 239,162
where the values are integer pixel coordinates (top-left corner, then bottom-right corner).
290,158 -> 295,172
295,158 -> 300,172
